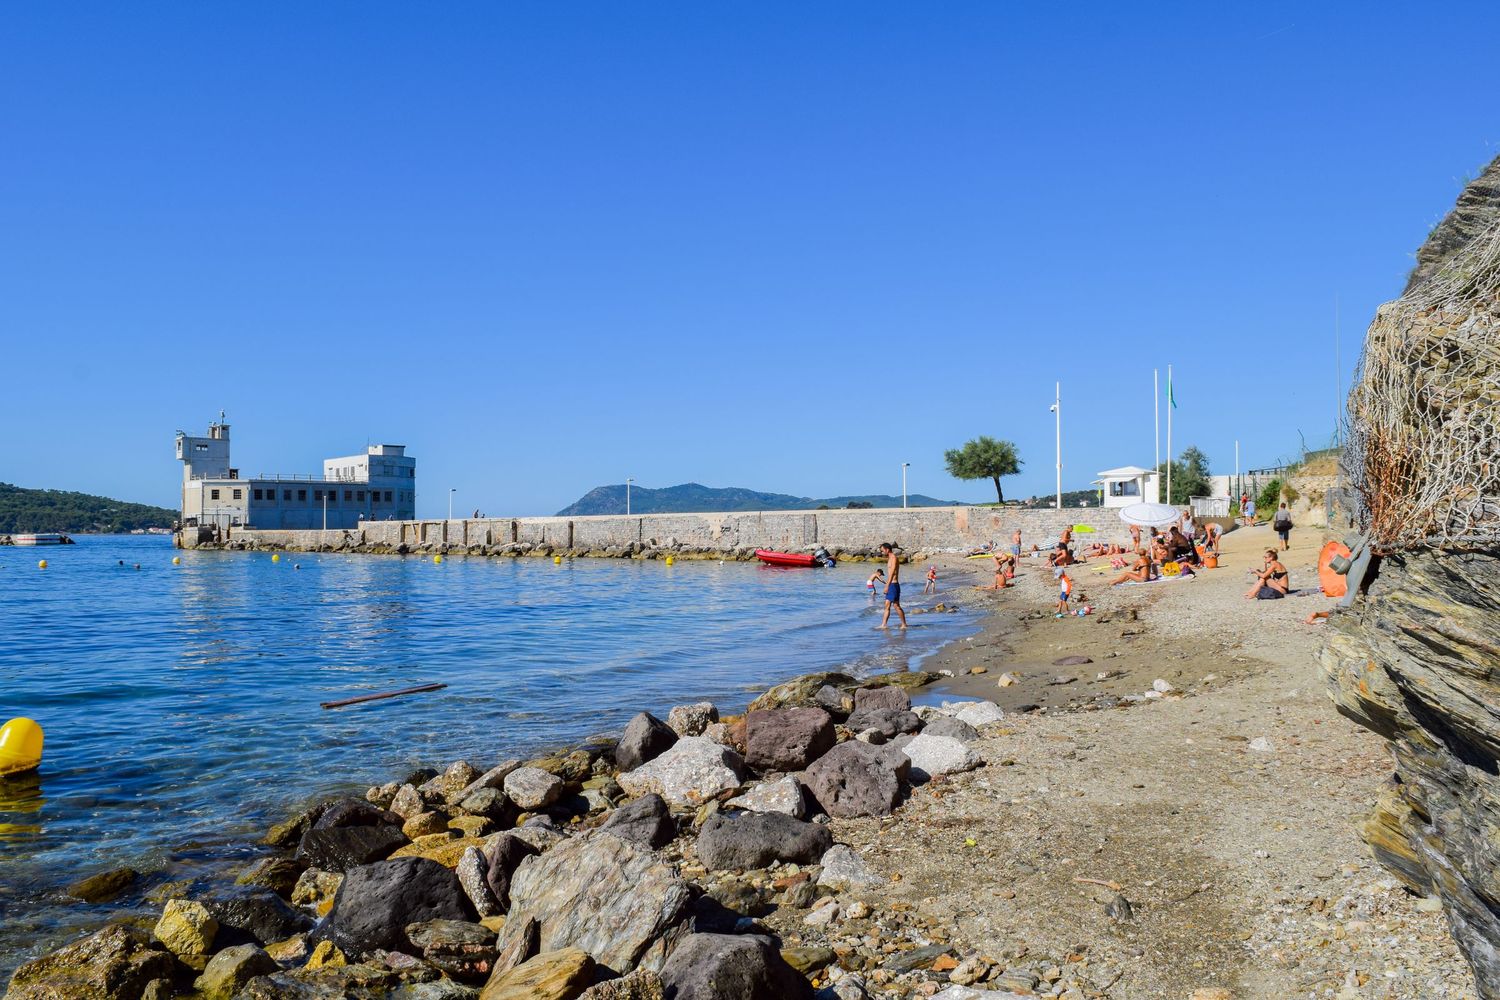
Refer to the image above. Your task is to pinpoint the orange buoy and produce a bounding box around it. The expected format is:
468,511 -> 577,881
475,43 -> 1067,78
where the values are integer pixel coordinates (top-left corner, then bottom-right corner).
1319,540 -> 1352,598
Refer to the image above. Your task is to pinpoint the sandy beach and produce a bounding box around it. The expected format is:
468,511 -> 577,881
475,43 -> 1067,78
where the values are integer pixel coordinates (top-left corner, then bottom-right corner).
759,522 -> 1478,997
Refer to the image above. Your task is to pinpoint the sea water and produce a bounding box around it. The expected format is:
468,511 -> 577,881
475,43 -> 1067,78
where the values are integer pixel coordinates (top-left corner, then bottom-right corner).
0,534 -> 970,973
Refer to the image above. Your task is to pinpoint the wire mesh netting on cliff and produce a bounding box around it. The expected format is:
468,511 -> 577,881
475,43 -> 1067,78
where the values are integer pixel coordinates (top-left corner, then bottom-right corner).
1347,222 -> 1500,552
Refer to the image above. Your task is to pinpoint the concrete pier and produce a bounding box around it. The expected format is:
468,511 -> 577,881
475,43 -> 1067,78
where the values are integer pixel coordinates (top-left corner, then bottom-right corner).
177,505 -> 1125,558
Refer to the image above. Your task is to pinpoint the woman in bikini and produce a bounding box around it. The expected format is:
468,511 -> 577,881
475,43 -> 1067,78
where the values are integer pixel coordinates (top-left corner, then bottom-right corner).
1110,548 -> 1155,585
1244,549 -> 1290,599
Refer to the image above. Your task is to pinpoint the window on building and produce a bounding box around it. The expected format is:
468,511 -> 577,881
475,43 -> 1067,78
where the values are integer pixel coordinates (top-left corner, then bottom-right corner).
210,489 -> 220,500
357,491 -> 366,501
232,489 -> 242,500
195,444 -> 208,452
344,490 -> 353,501
1109,481 -> 1141,498
253,489 -> 263,500
298,489 -> 307,501
283,489 -> 292,501
314,490 -> 322,501
384,491 -> 393,502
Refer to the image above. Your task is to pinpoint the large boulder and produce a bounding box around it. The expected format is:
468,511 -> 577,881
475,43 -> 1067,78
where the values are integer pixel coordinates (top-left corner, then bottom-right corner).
952,700 -> 1005,728
657,933 -> 813,1000
900,734 -> 982,782
481,833 -> 540,910
153,899 -> 218,959
667,702 -> 718,737
5,925 -> 175,1000
922,716 -> 979,742
316,857 -> 476,956
724,776 -> 808,818
744,708 -> 835,773
504,767 -> 564,811
578,969 -> 666,999
616,737 -> 746,807
695,812 -> 832,870
748,672 -> 856,712
457,846 -> 503,917
313,798 -> 402,829
496,831 -> 693,975
803,741 -> 905,818
817,844 -> 885,889
845,707 -> 920,739
194,944 -> 279,1000
600,793 -> 676,849
406,919 -> 499,982
615,712 -> 678,771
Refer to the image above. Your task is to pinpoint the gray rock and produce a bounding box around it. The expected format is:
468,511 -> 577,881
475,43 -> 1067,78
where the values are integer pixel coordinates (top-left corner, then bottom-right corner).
405,919 -> 497,982
496,831 -> 693,974
601,793 -> 676,849
452,759 -> 522,804
617,737 -> 746,807
194,944 -> 278,1000
657,933 -> 813,1000
503,767 -> 563,811
951,700 -> 1005,727
577,969 -> 666,999
456,786 -> 511,820
480,833 -> 539,910
724,776 -> 808,818
316,857 -> 475,956
667,702 -> 718,737
313,798 -> 402,830
509,816 -> 568,853
4,925 -> 176,1000
234,855 -> 307,898
813,685 -> 851,718
200,886 -> 313,948
456,847 -> 502,917
900,734 -> 982,782
744,708 -> 835,773
817,844 -> 884,888
844,707 -> 920,738
803,741 -> 904,818
615,712 -> 678,770
695,812 -> 833,870
852,686 -> 911,714
389,783 -> 425,819
296,823 -> 408,873
921,716 -> 979,742
748,672 -> 856,712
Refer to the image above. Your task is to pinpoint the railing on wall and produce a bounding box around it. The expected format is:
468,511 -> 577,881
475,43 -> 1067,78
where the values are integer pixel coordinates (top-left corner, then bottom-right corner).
1190,496 -> 1230,517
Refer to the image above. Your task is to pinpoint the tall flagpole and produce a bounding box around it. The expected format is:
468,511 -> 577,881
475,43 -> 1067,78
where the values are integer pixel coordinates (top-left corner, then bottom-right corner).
1153,368 -> 1160,502
1054,382 -> 1062,511
1166,364 -> 1173,505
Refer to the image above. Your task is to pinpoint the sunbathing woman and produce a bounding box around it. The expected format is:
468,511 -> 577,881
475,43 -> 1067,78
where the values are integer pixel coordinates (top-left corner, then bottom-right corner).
1110,549 -> 1155,585
1244,549 -> 1290,599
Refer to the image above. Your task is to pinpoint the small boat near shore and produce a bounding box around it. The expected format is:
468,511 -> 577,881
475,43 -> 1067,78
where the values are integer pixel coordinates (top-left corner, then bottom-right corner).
755,548 -> 836,568
7,533 -> 73,546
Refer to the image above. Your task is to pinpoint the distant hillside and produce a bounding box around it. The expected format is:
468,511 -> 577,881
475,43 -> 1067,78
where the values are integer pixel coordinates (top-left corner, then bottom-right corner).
557,483 -> 963,516
1019,489 -> 1101,510
0,483 -> 177,534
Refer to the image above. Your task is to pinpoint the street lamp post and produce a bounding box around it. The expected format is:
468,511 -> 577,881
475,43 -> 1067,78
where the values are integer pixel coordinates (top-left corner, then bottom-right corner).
626,478 -> 633,515
448,488 -> 455,522
1051,382 -> 1062,510
902,463 -> 910,509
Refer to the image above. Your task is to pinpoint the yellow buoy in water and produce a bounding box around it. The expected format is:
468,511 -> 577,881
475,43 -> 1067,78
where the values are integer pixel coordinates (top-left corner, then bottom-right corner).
665,556 -> 675,566
553,555 -> 562,565
434,554 -> 443,564
172,556 -> 181,565
37,559 -> 46,570
271,553 -> 281,563
0,718 -> 43,777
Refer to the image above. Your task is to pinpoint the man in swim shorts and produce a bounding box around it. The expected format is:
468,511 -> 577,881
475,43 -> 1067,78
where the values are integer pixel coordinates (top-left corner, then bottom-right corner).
878,542 -> 907,629
1011,527 -> 1022,562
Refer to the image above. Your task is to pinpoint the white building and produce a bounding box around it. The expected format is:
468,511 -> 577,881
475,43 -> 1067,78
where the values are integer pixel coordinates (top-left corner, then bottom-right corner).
176,418 -> 416,530
1096,465 -> 1161,508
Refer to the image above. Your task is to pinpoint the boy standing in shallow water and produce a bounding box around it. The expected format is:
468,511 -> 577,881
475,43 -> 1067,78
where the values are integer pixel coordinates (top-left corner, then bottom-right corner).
878,542 -> 907,629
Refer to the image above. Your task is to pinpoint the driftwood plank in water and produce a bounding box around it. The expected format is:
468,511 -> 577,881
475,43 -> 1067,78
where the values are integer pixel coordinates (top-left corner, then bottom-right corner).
321,683 -> 447,709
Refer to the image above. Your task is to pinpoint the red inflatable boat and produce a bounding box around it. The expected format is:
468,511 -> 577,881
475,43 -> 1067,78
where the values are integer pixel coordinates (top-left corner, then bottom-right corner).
754,549 -> 834,568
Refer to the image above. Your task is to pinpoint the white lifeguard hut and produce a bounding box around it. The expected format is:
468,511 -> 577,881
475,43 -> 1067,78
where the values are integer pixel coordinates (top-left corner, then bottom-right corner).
1096,466 -> 1160,508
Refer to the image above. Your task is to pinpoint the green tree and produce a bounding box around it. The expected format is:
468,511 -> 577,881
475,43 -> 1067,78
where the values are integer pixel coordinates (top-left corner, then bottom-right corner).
1156,446 -> 1211,505
944,436 -> 1022,503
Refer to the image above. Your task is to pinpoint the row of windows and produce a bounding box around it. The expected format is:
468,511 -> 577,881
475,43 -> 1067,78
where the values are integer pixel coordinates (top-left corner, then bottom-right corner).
208,488 -> 413,504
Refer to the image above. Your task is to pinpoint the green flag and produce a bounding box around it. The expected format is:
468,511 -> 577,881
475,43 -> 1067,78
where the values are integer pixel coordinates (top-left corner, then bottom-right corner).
1168,374 -> 1177,409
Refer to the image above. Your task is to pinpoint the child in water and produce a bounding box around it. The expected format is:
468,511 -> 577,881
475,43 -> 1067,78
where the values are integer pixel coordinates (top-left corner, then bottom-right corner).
1054,565 -> 1073,617
866,567 -> 886,593
923,565 -> 937,594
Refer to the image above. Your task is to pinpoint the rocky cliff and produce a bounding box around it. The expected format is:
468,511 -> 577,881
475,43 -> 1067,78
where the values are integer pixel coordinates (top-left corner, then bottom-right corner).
1324,155 -> 1500,995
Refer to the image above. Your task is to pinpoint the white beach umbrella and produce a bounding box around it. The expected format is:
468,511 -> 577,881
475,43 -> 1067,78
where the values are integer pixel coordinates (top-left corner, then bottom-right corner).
1118,502 -> 1180,528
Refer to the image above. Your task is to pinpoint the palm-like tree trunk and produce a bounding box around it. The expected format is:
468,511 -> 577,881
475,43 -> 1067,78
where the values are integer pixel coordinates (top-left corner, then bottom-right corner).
992,475 -> 1004,503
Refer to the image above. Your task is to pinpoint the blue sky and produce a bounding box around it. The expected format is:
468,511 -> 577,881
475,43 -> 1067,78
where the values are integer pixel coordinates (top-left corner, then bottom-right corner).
3,4 -> 1497,515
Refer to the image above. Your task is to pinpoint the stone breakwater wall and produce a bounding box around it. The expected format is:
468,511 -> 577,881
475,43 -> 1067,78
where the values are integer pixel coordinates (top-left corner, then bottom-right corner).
179,505 -> 1124,558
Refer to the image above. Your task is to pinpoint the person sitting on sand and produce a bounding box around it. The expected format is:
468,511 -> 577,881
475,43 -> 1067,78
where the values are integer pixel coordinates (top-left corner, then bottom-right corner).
1047,541 -> 1075,567
1110,548 -> 1157,585
924,565 -> 937,594
1167,526 -> 1198,566
977,552 -> 1014,590
1244,549 -> 1290,600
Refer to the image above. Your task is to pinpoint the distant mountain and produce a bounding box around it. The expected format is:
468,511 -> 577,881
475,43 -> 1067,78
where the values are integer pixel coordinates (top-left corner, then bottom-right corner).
557,483 -> 963,516
0,483 -> 177,534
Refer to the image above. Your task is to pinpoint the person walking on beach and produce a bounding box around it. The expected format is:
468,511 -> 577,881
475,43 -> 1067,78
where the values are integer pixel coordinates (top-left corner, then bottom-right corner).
1273,502 -> 1294,551
923,564 -> 937,594
1054,565 -> 1073,617
878,542 -> 907,630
